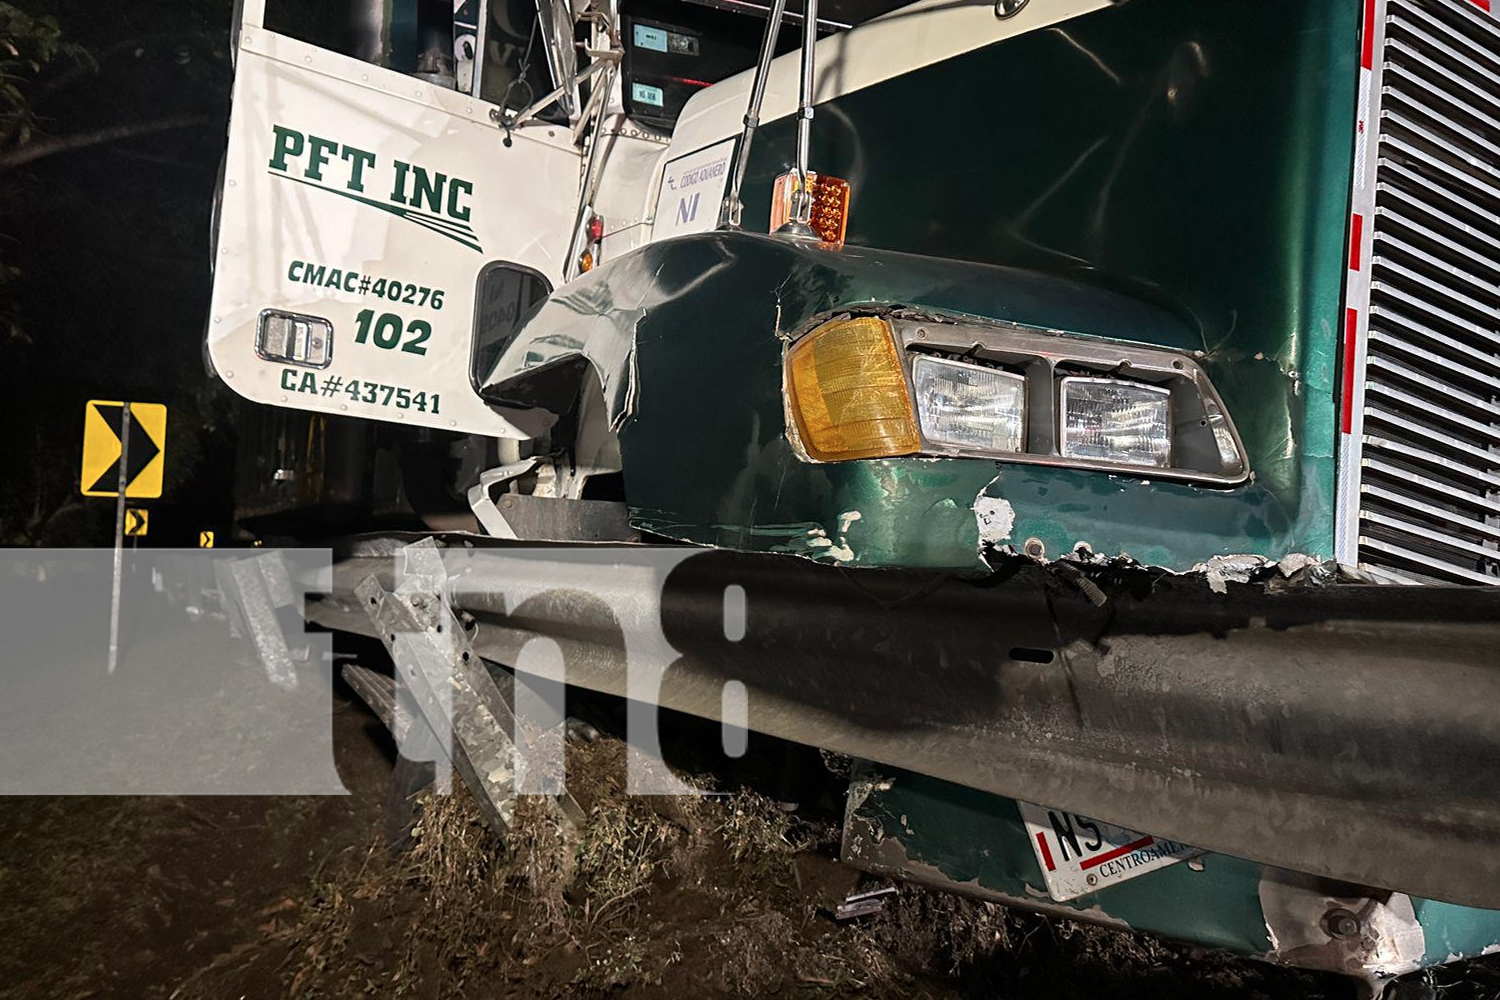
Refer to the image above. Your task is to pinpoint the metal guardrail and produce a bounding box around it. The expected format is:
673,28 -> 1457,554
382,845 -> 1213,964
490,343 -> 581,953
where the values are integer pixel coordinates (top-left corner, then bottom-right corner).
304,535 -> 1500,909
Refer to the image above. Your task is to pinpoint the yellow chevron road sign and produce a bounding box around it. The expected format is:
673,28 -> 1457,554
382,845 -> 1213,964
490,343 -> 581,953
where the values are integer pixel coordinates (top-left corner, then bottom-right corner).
81,401 -> 167,498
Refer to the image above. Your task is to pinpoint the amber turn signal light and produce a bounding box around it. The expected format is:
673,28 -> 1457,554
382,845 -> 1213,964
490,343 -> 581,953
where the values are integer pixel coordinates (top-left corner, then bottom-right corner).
771,171 -> 851,247
786,316 -> 920,461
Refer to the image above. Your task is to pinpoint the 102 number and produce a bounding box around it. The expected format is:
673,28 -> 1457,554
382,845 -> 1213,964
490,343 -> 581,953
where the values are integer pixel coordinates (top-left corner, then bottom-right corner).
353,309 -> 432,356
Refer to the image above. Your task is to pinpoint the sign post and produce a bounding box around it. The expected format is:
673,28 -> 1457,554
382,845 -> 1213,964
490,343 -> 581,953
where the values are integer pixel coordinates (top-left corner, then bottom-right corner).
107,403 -> 131,674
81,398 -> 167,674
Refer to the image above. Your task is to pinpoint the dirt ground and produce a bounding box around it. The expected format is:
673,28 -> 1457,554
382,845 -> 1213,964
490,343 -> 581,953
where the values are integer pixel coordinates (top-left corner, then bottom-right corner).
0,660 -> 1496,1000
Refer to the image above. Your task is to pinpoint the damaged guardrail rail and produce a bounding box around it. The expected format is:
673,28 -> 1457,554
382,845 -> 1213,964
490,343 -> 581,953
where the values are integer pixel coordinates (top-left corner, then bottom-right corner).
305,535 -> 1500,914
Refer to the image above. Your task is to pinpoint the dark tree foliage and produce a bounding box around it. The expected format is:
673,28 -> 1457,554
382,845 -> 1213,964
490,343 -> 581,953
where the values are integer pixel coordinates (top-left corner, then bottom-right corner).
0,0 -> 235,544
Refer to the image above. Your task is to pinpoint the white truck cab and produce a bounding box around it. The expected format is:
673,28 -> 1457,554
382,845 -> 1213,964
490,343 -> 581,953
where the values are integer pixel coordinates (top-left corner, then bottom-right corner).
207,0 -> 994,441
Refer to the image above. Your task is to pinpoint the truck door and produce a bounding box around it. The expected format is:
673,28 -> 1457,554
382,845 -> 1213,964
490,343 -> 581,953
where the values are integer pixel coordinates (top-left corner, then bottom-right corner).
208,0 -> 582,438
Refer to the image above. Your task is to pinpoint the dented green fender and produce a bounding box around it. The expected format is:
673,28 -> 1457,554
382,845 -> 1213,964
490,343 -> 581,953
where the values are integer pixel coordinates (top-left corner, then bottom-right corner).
505,231 -> 1337,572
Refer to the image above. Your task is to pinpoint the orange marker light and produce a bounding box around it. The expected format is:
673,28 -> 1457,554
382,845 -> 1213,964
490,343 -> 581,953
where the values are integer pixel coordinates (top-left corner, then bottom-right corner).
786,316 -> 920,461
771,171 -> 851,247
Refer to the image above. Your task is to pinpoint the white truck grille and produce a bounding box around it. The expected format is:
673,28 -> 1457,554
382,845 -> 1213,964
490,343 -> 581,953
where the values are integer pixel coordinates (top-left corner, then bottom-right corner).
1344,0 -> 1500,584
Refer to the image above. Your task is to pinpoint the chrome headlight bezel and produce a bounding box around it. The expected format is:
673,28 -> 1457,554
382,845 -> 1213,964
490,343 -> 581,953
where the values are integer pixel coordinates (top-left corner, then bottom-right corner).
887,315 -> 1249,486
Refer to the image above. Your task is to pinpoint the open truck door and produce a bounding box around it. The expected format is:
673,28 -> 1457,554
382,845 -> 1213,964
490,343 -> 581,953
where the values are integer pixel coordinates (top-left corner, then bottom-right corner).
208,0 -> 585,437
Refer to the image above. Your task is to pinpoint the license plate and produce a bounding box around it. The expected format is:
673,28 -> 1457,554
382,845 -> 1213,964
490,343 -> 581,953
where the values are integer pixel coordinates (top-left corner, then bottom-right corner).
1017,801 -> 1202,901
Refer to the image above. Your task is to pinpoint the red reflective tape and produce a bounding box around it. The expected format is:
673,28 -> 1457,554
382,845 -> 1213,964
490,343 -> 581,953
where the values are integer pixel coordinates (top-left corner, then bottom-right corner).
1349,213 -> 1364,271
1361,0 -> 1376,69
1342,307 -> 1360,434
1472,0 -> 1492,11
1035,832 -> 1056,872
1079,835 -> 1156,872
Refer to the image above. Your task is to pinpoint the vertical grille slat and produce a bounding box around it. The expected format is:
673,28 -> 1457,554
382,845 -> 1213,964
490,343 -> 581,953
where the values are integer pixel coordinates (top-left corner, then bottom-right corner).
1357,0 -> 1500,585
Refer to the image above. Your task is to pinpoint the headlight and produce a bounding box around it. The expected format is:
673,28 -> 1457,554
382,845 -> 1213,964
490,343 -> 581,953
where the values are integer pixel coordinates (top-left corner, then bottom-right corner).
1059,377 -> 1171,468
784,314 -> 1245,485
912,356 -> 1025,453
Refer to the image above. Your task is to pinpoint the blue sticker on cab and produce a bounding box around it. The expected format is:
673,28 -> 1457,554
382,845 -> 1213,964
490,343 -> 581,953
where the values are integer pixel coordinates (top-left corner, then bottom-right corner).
631,82 -> 664,107
633,24 -> 668,51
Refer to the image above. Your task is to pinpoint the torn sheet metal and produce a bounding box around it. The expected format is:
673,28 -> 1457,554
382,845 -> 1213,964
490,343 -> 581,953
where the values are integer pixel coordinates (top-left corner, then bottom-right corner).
803,510 -> 862,563
973,492 -> 1015,546
1196,553 -> 1272,593
1259,875 -> 1426,982
356,544 -> 584,838
1187,553 -> 1336,593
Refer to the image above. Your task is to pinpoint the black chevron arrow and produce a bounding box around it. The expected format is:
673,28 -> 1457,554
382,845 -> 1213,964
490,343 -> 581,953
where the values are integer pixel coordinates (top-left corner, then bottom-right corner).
85,405 -> 161,495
